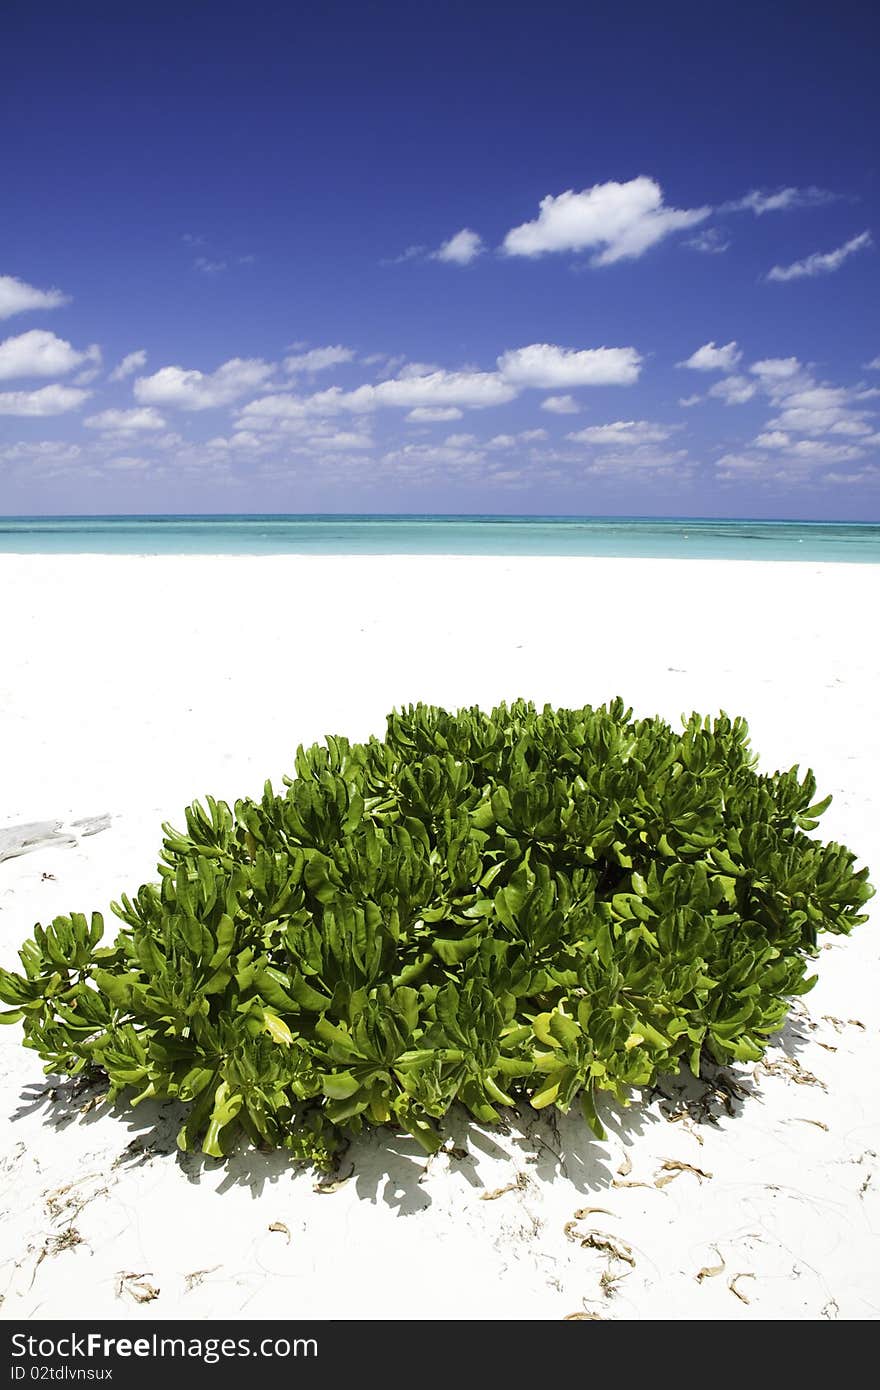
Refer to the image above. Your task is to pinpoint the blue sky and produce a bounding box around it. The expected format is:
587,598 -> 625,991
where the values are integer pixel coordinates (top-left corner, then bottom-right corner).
1,0 -> 878,518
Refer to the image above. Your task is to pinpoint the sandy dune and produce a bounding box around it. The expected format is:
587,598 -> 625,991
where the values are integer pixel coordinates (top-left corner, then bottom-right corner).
1,554 -> 878,1320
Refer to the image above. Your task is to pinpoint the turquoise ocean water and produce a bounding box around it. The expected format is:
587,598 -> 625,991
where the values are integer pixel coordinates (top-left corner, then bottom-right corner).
1,515 -> 879,562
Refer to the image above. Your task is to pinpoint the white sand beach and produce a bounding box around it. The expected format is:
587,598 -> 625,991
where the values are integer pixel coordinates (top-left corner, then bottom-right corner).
1,553 -> 878,1322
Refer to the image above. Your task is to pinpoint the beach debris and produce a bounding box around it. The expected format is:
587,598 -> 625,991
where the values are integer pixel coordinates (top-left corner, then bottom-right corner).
599,1266 -> 631,1299
312,1163 -> 354,1195
116,1271 -> 160,1304
78,1092 -> 107,1115
41,872 -> 56,881
268,1221 -> 291,1243
444,1143 -> 469,1160
184,1266 -> 220,1292
695,1246 -> 725,1282
728,1273 -> 755,1305
617,1154 -> 632,1177
564,1311 -> 604,1320
28,1225 -> 87,1289
655,1159 -> 713,1188
821,1014 -> 865,1032
788,1117 -> 829,1131
480,1172 -> 529,1201
45,1227 -> 84,1256
612,1178 -> 654,1189
758,1055 -> 826,1089
821,1298 -> 840,1320
564,1210 -> 616,1243
44,1173 -> 107,1223
662,1109 -> 705,1144
578,1231 -> 636,1267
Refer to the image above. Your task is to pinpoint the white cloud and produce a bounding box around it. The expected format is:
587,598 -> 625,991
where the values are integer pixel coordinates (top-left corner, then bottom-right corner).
380,440 -> 487,475
752,433 -> 863,463
686,228 -> 731,254
749,356 -> 802,382
0,330 -> 101,381
84,406 -> 167,432
567,420 -> 676,447
283,345 -> 355,373
715,453 -> 765,478
487,430 -> 547,449
821,469 -> 879,486
109,349 -> 147,382
540,394 -> 580,414
0,439 -> 83,465
502,177 -> 710,265
407,406 -> 463,422
433,228 -> 484,265
679,394 -> 702,407
678,340 -> 742,372
865,356 -> 880,371
724,186 -> 836,216
766,384 -> 875,437
0,384 -> 91,416
204,431 -> 270,454
194,257 -> 228,274
497,343 -> 641,388
106,455 -> 151,471
744,356 -> 878,445
135,357 -> 274,410
0,274 -> 69,320
753,430 -> 791,449
708,375 -> 757,405
583,445 -> 689,476
359,368 -> 515,410
383,245 -> 428,266
240,342 -> 640,427
308,429 -> 373,451
767,231 -> 872,282
241,368 -> 516,422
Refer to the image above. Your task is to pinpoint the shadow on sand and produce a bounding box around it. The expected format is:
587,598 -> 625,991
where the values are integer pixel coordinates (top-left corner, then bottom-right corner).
10,1018 -> 808,1215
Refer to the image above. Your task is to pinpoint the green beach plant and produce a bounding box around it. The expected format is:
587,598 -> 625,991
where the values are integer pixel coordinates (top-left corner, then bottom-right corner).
0,699 -> 872,1168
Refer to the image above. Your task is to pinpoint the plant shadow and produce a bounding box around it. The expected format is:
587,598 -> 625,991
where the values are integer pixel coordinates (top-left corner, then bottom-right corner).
11,1042 -> 774,1216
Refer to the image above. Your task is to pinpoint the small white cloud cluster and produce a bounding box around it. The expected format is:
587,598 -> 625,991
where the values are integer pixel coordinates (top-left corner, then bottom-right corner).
134,358 -> 275,409
715,351 -> 880,483
284,345 -> 355,373
0,329 -> 100,381
109,349 -> 147,382
502,177 -> 710,265
433,229 -> 484,265
0,326 -> 100,416
767,231 -> 871,282
0,274 -> 69,320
